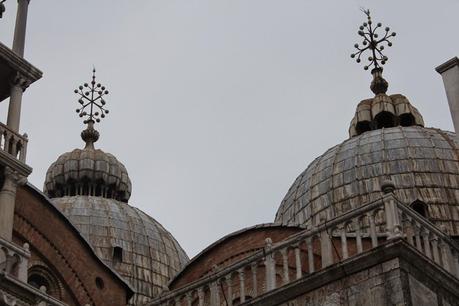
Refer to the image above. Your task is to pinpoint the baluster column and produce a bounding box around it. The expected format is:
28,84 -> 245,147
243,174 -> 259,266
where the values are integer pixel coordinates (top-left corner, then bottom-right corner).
414,225 -> 423,253
431,237 -> 441,264
368,212 -> 378,248
198,288 -> 204,306
422,229 -> 432,259
264,238 -> 276,291
339,225 -> 349,259
440,241 -> 452,273
320,231 -> 333,268
294,244 -> 302,279
210,281 -> 220,306
355,219 -> 363,254
405,217 -> 415,246
225,275 -> 233,306
280,248 -> 289,284
238,269 -> 246,303
306,237 -> 314,273
251,263 -> 258,297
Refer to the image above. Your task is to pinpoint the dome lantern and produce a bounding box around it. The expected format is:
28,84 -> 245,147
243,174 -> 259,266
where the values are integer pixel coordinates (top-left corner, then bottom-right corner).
349,10 -> 424,138
44,69 -> 131,202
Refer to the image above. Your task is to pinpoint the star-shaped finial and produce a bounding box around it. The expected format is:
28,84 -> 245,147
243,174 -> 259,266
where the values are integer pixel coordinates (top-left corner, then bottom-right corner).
351,9 -> 396,71
74,68 -> 110,125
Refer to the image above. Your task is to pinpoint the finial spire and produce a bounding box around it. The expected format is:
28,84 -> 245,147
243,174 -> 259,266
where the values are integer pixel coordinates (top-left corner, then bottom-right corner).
351,9 -> 396,95
74,68 -> 110,149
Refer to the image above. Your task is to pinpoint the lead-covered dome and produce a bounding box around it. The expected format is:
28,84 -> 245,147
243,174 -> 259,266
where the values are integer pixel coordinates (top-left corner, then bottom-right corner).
54,196 -> 188,305
275,92 -> 459,236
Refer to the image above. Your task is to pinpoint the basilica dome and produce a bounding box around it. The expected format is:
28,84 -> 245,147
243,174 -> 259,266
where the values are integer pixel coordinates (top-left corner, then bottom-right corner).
44,123 -> 189,304
53,196 -> 188,305
275,90 -> 459,236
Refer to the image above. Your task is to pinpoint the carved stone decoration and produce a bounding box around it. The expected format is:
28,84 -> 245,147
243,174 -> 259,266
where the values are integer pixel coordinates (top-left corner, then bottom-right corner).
10,72 -> 31,92
1,293 -> 18,306
4,166 -> 27,187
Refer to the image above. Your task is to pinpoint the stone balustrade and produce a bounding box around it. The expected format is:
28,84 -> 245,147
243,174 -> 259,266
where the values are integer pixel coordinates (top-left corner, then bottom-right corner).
0,121 -> 28,162
149,194 -> 459,306
0,237 -> 30,282
397,201 -> 459,278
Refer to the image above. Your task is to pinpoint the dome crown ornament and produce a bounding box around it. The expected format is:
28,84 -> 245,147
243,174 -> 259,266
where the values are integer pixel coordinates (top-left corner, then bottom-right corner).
44,69 -> 132,202
74,68 -> 109,149
351,9 -> 396,94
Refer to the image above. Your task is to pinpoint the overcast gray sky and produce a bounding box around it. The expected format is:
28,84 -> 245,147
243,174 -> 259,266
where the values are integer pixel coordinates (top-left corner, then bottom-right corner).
1,0 -> 458,257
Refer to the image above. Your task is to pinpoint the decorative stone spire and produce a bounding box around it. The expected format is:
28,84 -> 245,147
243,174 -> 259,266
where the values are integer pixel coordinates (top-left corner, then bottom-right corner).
74,68 -> 109,149
350,9 -> 396,95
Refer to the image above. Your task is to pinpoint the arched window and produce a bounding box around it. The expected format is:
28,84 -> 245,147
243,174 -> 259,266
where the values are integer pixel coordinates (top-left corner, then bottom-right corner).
28,265 -> 62,299
399,113 -> 415,127
356,120 -> 372,135
374,111 -> 396,129
28,273 -> 50,290
411,200 -> 428,218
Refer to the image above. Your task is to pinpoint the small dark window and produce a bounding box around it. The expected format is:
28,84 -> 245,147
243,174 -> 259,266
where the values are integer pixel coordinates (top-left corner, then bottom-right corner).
411,200 -> 427,218
28,274 -> 49,291
95,277 -> 104,290
356,121 -> 371,135
113,246 -> 123,264
375,111 -> 396,129
399,113 -> 415,127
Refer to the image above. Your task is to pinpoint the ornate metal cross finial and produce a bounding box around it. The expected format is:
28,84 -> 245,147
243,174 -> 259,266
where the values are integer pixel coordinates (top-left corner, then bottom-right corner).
351,9 -> 396,71
74,68 -> 109,125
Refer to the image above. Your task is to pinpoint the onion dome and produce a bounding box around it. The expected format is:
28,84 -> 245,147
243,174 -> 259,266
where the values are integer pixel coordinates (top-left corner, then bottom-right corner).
44,123 -> 132,202
275,11 -> 459,236
43,69 -> 189,304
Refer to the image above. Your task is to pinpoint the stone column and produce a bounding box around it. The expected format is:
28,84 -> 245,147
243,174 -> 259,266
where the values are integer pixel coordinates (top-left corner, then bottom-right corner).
264,238 -> 276,291
436,57 -> 459,136
7,73 -> 29,133
12,0 -> 30,57
0,167 -> 26,241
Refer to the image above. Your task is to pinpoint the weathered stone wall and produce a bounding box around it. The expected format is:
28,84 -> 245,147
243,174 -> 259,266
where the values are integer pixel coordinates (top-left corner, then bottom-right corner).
240,240 -> 459,306
277,258 -> 405,306
276,256 -> 459,306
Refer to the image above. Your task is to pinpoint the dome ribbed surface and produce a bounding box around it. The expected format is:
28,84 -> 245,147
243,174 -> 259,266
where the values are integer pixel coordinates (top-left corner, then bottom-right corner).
275,126 -> 459,235
54,196 -> 189,305
44,148 -> 132,202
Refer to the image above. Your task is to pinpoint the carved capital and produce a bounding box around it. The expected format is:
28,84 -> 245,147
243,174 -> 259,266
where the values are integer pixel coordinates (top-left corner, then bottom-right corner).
10,72 -> 31,91
4,166 -> 27,186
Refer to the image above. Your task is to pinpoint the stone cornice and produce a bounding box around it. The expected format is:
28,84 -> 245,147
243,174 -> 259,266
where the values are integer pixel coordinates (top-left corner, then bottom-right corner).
0,41 -> 42,82
0,150 -> 32,178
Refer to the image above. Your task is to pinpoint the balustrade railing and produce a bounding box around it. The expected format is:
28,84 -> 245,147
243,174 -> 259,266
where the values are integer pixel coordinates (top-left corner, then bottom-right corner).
149,194 -> 459,306
0,121 -> 28,162
0,236 -> 29,282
